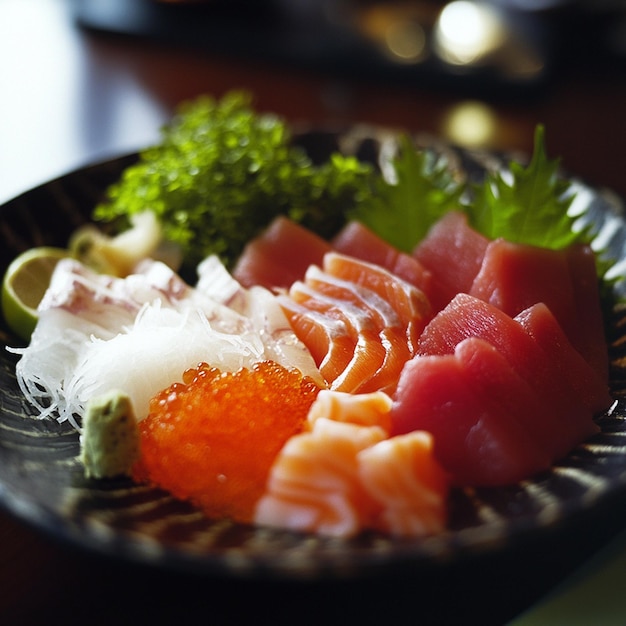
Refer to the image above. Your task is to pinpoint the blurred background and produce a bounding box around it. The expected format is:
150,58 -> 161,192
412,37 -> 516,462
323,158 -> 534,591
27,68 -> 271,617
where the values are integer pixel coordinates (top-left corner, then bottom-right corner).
1,0 -> 625,206
75,0 -> 626,95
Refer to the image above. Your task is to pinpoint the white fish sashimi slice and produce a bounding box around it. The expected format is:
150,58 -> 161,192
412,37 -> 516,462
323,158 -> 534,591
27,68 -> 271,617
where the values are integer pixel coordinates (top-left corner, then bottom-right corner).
36,257 -> 216,339
12,258 -> 234,427
38,258 -> 140,336
13,255 -> 324,428
12,308 -> 101,424
196,254 -> 249,311
197,256 -> 324,386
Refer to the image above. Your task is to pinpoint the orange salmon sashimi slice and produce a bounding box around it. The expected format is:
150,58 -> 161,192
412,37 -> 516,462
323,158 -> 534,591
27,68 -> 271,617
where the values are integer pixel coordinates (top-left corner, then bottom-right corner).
295,267 -> 414,393
278,299 -> 356,384
254,389 -> 449,538
279,254 -> 432,394
302,265 -> 404,330
284,282 -> 387,392
323,252 -> 432,350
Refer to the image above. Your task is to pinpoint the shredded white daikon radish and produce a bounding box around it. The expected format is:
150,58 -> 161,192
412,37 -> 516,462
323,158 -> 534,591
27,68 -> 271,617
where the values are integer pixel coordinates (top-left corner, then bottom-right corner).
62,302 -> 268,426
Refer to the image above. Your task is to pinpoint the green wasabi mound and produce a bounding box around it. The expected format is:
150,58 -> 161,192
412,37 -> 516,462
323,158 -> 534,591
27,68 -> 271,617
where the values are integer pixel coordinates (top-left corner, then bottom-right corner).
80,390 -> 140,479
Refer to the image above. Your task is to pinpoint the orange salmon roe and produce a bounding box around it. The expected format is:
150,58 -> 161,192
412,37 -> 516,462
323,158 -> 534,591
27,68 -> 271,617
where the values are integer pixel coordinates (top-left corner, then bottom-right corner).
132,360 -> 320,523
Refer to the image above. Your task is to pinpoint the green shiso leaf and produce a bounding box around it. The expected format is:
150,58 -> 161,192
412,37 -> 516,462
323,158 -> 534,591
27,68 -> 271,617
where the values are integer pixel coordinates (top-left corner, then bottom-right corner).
467,125 -> 584,250
349,135 -> 464,253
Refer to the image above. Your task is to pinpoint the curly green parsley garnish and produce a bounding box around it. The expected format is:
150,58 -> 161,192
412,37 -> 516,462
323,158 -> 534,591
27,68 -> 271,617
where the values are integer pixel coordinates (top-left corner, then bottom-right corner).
93,91 -> 377,276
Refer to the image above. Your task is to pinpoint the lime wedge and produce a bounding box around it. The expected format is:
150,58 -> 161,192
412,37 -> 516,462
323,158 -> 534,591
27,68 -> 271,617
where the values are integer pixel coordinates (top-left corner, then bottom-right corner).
1,247 -> 69,340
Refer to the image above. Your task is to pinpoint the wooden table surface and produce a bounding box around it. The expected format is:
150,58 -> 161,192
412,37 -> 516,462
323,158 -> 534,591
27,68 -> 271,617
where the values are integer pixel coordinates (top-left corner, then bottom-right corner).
1,1 -> 625,623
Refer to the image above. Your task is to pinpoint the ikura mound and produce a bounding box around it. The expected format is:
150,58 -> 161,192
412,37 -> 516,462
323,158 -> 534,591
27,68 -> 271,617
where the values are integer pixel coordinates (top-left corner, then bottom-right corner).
132,361 -> 321,523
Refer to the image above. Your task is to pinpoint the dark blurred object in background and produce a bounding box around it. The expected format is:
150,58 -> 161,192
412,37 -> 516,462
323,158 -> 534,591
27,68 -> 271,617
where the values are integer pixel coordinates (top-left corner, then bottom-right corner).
74,0 -> 626,99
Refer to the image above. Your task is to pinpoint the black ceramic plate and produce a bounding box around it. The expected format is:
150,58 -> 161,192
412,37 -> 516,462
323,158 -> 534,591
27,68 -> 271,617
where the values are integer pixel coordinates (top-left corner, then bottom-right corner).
2,129 -> 626,580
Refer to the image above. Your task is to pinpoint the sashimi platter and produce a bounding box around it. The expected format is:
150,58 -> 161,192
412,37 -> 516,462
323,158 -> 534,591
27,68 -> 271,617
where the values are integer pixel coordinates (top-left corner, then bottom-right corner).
1,92 -> 626,578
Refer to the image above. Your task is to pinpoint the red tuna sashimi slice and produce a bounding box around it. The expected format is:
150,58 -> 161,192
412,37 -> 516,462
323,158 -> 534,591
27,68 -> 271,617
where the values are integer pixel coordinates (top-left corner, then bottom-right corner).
390,348 -> 550,486
470,238 -> 572,319
415,293 -> 600,456
332,221 -> 432,293
453,338 -> 554,462
412,211 -> 489,312
565,243 -> 609,382
469,238 -> 608,380
232,216 -> 332,290
514,303 -> 611,414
